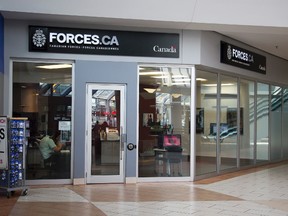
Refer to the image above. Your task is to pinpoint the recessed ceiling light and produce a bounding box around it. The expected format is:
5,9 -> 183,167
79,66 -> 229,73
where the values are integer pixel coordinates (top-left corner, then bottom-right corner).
139,72 -> 166,76
172,75 -> 189,78
151,76 -> 169,79
196,78 -> 207,81
36,64 -> 72,69
202,83 -> 234,87
172,82 -> 190,85
173,78 -> 191,82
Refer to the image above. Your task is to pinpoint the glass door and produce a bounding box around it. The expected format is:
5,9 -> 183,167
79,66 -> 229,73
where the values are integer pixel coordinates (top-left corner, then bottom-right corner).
86,84 -> 126,183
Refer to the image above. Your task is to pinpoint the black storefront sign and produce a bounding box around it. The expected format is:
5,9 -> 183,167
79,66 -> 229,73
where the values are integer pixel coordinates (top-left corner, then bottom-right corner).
220,41 -> 266,74
29,26 -> 179,58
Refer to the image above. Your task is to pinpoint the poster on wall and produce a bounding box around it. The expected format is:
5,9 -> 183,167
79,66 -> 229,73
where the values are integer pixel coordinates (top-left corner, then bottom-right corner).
143,113 -> 153,127
0,116 -> 8,169
58,121 -> 71,131
196,108 -> 204,134
227,108 -> 243,135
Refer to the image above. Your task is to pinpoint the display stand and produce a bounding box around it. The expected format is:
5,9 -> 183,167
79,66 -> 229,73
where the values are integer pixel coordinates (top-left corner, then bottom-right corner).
0,117 -> 29,198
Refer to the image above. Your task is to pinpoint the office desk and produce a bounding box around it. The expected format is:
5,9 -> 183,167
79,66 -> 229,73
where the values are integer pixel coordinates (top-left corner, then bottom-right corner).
27,147 -> 43,168
154,148 -> 168,176
46,150 -> 71,179
26,147 -> 71,179
58,150 -> 71,173
154,148 -> 183,176
101,140 -> 120,164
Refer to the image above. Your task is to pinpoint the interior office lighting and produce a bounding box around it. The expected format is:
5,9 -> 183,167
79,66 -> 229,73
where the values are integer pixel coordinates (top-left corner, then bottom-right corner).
172,93 -> 182,98
36,64 -> 72,69
139,71 -> 166,76
172,82 -> 190,85
173,78 -> 191,82
144,88 -> 157,93
151,76 -> 169,79
202,83 -> 234,87
172,75 -> 189,78
196,78 -> 207,81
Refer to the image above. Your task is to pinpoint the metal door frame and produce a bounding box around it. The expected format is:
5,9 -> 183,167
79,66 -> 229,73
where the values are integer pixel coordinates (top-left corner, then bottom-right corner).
85,83 -> 126,183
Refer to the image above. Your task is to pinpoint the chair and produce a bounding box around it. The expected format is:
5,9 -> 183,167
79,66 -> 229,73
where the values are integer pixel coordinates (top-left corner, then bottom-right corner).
36,142 -> 57,178
154,149 -> 168,176
164,146 -> 183,176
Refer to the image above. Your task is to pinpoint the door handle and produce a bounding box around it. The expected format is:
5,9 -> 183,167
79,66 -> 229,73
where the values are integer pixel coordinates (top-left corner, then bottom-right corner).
120,126 -> 126,160
127,143 -> 136,151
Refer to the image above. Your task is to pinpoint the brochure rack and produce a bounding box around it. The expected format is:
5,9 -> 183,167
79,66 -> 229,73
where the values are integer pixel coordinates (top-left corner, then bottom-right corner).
0,117 -> 29,198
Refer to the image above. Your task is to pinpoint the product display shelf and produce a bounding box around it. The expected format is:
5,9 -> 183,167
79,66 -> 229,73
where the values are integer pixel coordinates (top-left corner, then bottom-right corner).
0,117 -> 29,198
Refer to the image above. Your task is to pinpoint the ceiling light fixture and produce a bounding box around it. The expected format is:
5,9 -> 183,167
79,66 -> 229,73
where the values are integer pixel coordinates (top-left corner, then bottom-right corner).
202,83 -> 234,87
36,64 -> 72,69
151,76 -> 169,79
172,82 -> 190,85
144,88 -> 157,93
173,78 -> 191,82
172,75 -> 189,78
172,93 -> 182,98
139,72 -> 166,76
196,78 -> 207,81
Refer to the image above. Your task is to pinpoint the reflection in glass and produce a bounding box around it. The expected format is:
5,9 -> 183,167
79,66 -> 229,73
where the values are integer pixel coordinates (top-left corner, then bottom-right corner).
90,89 -> 121,175
270,85 -> 282,161
220,75 -> 238,171
283,88 -> 288,158
195,70 -> 217,176
138,66 -> 191,177
256,83 -> 269,162
13,62 -> 72,180
239,79 -> 254,166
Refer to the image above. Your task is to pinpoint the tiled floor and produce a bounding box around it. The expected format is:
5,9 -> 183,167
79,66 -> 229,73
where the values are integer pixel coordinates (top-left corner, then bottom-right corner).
2,162 -> 288,216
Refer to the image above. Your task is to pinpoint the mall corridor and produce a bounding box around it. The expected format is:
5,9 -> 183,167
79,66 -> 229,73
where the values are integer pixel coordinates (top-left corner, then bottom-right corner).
1,161 -> 288,216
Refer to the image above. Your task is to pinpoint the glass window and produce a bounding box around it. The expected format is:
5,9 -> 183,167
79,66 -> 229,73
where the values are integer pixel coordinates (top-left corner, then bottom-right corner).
138,66 -> 191,177
220,75 -> 238,171
283,88 -> 288,158
195,70 -> 218,176
13,61 -> 72,180
270,85 -> 282,160
256,82 -> 269,162
239,79 -> 255,166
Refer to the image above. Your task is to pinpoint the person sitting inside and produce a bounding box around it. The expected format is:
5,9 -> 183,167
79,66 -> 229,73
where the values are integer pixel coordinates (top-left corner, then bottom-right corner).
39,130 -> 63,167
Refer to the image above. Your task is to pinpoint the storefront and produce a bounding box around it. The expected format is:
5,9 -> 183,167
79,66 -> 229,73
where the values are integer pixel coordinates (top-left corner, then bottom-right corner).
2,20 -> 288,185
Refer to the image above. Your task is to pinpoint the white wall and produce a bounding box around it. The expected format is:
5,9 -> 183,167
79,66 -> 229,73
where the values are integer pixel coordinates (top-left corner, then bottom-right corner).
1,0 -> 288,28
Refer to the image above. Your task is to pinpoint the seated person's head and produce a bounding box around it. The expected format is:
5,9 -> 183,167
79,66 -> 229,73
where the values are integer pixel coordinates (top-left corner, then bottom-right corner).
52,130 -> 61,143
